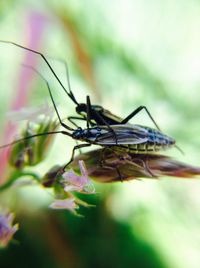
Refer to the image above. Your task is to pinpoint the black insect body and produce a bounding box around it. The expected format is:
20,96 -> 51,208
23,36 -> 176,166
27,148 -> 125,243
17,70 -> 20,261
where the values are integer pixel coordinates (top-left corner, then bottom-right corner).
73,125 -> 175,152
0,121 -> 176,169
0,40 -> 160,131
72,127 -> 102,140
73,101 -> 123,126
59,124 -> 176,167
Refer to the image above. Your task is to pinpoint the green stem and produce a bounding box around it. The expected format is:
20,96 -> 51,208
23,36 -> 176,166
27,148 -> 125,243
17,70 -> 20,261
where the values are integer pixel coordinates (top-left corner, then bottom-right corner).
0,170 -> 40,192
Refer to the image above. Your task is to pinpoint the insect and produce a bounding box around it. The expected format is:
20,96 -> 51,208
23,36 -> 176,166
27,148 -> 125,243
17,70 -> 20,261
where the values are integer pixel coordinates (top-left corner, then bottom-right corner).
0,40 -> 160,131
70,124 -> 175,156
1,120 -> 176,169
0,73 -> 175,167
0,41 -> 177,172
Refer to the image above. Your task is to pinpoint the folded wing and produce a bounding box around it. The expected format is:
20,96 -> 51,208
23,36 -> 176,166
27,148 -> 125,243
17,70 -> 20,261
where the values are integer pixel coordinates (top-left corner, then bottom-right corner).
94,125 -> 149,145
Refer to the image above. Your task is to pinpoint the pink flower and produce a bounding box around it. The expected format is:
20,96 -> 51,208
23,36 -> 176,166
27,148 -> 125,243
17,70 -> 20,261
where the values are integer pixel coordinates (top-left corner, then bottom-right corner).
49,198 -> 78,213
0,12 -> 47,180
62,161 -> 95,194
0,212 -> 19,247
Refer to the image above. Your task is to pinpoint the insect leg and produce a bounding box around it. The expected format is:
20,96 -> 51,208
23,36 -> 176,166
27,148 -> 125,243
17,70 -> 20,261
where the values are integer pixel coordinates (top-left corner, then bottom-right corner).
131,155 -> 156,177
122,106 -> 183,154
86,96 -> 91,129
99,147 -> 124,182
86,96 -> 118,144
86,96 -> 106,126
63,143 -> 91,171
68,117 -> 93,154
121,106 -> 161,130
43,79 -> 74,131
68,116 -> 87,128
115,167 -> 125,182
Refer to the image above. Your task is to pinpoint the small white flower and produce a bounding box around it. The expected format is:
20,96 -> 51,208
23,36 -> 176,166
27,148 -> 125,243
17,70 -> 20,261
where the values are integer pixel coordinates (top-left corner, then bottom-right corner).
49,198 -> 78,213
62,161 -> 95,194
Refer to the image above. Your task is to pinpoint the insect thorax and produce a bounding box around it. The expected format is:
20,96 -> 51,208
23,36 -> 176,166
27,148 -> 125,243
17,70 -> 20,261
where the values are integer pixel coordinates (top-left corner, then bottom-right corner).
72,127 -> 102,141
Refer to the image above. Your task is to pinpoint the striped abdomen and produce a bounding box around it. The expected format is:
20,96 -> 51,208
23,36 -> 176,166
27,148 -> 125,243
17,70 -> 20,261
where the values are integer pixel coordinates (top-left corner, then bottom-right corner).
76,124 -> 176,154
111,126 -> 175,154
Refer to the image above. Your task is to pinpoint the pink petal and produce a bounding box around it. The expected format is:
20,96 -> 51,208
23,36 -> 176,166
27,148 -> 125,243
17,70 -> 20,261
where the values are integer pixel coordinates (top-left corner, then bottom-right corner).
49,198 -> 78,212
0,212 -> 19,247
62,161 -> 95,193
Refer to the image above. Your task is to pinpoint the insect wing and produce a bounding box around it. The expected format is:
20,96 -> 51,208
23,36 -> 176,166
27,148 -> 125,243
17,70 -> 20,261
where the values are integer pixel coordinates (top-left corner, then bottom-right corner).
94,125 -> 149,145
100,108 -> 123,124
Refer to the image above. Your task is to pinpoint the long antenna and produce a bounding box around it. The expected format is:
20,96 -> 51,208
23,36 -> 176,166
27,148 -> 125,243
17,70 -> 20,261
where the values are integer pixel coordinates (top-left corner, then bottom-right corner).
0,40 -> 79,105
57,59 -> 79,106
21,63 -> 74,132
0,130 -> 72,149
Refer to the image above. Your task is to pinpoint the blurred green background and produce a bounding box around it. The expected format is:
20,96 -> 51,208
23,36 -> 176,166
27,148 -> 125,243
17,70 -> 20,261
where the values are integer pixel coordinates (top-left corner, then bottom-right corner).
1,1 -> 200,268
